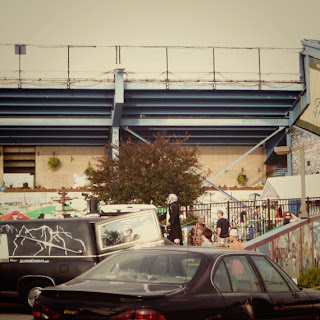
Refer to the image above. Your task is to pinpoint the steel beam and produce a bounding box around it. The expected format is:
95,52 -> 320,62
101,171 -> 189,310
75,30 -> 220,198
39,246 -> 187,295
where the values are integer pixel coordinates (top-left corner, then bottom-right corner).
0,118 -> 112,126
120,118 -> 289,127
111,69 -> 124,127
286,130 -> 292,175
289,53 -> 310,126
264,128 -> 286,163
301,40 -> 320,60
202,126 -> 285,186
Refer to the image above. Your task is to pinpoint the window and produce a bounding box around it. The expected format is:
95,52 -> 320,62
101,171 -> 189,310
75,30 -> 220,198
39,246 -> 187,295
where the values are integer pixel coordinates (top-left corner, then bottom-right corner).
251,256 -> 290,292
79,251 -> 202,284
224,256 -> 262,293
98,212 -> 160,249
212,261 -> 232,292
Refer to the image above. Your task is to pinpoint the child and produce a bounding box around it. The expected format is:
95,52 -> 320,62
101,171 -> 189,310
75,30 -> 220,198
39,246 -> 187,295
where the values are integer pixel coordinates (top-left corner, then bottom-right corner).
201,228 -> 214,247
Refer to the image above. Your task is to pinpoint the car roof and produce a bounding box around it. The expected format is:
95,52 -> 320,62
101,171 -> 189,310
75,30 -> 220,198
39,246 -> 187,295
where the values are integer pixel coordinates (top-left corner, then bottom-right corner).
128,246 -> 264,259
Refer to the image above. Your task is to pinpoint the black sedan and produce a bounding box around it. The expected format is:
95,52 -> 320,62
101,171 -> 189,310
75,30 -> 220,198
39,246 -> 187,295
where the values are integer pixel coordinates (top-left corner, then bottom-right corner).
33,246 -> 320,320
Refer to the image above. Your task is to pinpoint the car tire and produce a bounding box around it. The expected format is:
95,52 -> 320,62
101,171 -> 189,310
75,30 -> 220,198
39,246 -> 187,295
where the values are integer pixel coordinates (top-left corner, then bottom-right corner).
20,278 -> 53,311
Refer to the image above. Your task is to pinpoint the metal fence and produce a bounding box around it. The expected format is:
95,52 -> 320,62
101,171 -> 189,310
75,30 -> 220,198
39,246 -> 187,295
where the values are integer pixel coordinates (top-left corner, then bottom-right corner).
0,44 -> 301,89
184,197 -> 320,242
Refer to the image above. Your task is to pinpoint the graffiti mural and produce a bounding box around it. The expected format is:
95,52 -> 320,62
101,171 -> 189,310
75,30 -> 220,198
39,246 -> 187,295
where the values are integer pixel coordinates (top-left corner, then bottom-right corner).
1,223 -> 86,256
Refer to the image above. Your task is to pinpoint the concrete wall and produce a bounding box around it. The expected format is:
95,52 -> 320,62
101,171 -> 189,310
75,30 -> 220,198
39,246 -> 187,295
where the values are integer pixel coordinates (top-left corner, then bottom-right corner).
198,146 -> 266,188
1,145 -> 267,189
291,127 -> 320,175
35,146 -> 107,188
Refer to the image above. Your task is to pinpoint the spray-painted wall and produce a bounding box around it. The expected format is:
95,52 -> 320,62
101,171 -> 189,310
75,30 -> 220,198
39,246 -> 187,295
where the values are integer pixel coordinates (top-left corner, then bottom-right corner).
245,215 -> 320,280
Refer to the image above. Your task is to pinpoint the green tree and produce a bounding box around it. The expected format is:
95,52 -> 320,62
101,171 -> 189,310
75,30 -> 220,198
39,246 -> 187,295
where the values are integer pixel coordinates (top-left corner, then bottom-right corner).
87,133 -> 208,207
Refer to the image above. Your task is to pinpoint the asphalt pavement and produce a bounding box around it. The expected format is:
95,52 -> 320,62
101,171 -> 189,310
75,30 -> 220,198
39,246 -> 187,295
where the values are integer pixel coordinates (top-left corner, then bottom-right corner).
0,295 -> 33,320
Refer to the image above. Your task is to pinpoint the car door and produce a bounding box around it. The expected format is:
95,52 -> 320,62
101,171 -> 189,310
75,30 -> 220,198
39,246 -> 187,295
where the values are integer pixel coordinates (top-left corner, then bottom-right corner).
250,255 -> 314,319
212,255 -> 274,319
0,233 -> 10,291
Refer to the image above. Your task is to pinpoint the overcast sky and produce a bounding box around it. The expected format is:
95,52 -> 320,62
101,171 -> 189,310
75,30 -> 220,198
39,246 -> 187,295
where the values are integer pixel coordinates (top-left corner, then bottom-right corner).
1,0 -> 320,85
1,0 -> 320,47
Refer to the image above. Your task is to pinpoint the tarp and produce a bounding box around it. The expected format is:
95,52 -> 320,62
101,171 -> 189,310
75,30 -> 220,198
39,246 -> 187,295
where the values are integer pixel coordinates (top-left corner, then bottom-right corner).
261,174 -> 320,199
2,210 -> 30,220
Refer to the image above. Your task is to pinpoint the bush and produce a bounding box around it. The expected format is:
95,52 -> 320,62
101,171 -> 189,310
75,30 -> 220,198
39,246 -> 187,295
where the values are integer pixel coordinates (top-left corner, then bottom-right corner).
48,156 -> 60,169
181,213 -> 198,226
237,173 -> 246,185
297,267 -> 320,288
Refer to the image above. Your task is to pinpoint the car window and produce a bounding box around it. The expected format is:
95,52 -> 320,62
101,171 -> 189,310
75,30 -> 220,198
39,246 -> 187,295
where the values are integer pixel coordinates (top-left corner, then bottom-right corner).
79,251 -> 202,284
212,261 -> 232,292
251,256 -> 291,293
224,256 -> 262,293
98,212 -> 160,249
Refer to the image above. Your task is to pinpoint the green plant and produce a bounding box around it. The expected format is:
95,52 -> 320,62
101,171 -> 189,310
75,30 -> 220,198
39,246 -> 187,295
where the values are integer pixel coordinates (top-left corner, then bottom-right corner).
48,156 -> 60,169
84,166 -> 95,178
298,267 -> 320,288
88,133 -> 209,207
181,213 -> 198,226
237,172 -> 247,185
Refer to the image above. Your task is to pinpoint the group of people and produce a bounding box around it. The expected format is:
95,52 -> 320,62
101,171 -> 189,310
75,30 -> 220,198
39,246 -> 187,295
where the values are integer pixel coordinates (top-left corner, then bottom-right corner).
161,192 -> 244,250
191,210 -> 244,249
0,181 -> 30,191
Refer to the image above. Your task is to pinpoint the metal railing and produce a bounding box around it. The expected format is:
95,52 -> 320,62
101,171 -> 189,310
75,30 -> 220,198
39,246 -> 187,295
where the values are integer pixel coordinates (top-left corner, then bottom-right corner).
0,44 -> 302,89
181,197 -> 320,243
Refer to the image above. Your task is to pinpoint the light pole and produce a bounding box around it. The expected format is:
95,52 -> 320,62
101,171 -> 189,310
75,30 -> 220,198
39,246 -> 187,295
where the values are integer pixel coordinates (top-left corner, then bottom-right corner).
274,145 -> 308,218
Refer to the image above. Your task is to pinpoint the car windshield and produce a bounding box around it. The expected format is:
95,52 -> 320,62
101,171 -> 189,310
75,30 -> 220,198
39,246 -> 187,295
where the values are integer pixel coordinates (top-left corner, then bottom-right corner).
79,250 -> 203,284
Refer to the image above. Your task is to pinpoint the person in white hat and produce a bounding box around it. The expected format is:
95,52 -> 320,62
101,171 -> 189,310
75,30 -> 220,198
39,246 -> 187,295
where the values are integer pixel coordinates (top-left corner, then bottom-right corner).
229,228 -> 245,250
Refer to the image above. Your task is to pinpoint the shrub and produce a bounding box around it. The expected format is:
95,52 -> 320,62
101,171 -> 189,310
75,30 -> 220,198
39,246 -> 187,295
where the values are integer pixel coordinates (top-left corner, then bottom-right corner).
297,267 -> 320,288
48,156 -> 60,169
84,166 -> 95,178
237,173 -> 246,185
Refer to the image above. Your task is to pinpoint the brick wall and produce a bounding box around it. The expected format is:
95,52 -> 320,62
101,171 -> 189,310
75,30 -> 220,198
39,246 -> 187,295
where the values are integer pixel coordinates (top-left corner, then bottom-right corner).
35,146 -> 107,188
291,127 -> 320,175
198,146 -> 266,188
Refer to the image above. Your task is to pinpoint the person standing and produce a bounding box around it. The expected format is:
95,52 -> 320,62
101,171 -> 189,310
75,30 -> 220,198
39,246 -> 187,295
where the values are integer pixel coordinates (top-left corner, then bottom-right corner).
0,181 -> 7,192
216,210 -> 230,246
239,210 -> 247,240
229,228 -> 245,250
201,228 -> 214,247
166,193 -> 183,245
193,216 -> 207,246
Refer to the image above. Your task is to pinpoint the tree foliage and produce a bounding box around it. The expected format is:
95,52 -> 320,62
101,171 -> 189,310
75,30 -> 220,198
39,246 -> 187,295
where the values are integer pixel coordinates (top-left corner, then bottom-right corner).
87,133 -> 208,207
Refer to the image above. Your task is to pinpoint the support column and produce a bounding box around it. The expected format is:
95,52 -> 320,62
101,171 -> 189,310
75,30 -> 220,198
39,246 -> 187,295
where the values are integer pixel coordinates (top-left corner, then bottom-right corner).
0,146 -> 3,182
111,69 -> 124,160
286,130 -> 292,176
111,127 -> 120,160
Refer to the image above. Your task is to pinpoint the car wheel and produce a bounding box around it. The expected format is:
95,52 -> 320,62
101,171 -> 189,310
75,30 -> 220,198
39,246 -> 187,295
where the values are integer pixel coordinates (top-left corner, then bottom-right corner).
20,279 -> 52,311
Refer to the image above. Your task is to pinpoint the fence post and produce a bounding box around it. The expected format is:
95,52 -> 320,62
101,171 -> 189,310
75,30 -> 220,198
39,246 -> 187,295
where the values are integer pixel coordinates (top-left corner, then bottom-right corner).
267,199 -> 271,231
165,47 -> 169,90
307,197 -> 310,216
227,201 -> 230,221
67,45 -> 70,89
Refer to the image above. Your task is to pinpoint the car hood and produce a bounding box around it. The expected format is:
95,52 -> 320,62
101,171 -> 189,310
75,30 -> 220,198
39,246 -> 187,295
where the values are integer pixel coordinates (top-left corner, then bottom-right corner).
43,279 -> 185,297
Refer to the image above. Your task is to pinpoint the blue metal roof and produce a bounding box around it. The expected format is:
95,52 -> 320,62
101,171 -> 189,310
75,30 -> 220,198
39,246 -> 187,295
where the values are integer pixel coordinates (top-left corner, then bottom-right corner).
0,87 -> 301,146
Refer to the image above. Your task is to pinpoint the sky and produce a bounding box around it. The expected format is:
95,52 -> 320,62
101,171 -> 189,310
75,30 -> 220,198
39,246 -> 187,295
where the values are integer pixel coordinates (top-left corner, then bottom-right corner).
1,0 -> 320,47
1,0 -> 320,86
